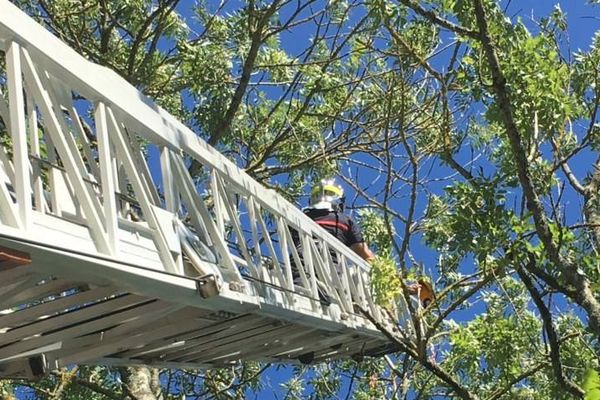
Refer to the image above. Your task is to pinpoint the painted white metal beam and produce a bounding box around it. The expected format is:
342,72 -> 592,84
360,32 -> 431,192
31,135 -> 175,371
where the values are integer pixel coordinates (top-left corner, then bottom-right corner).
20,49 -> 111,253
6,42 -> 30,230
95,102 -> 119,256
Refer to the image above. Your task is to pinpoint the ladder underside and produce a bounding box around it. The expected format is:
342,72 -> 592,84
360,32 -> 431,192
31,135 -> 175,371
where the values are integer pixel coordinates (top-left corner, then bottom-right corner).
0,228 -> 397,378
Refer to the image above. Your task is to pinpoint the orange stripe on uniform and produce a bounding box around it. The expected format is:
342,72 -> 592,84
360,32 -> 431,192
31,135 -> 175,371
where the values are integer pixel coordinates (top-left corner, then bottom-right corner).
315,220 -> 349,231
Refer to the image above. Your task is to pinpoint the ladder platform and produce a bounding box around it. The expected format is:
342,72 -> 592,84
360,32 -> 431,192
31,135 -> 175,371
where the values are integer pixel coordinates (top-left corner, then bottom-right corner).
0,238 -> 397,377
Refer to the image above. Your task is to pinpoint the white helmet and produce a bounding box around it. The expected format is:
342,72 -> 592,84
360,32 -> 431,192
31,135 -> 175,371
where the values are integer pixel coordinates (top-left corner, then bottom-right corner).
309,179 -> 345,212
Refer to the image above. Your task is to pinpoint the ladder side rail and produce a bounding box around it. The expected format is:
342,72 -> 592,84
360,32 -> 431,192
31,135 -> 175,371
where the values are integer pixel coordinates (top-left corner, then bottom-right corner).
124,127 -> 161,207
204,164 -> 380,313
347,262 -> 368,313
169,157 -> 212,244
338,256 -> 356,314
159,147 -> 179,213
246,196 -> 268,285
210,164 -> 381,315
211,169 -> 226,237
301,233 -> 320,310
359,267 -> 382,323
253,201 -> 289,290
0,0 -> 376,278
191,148 -> 381,314
42,75 -> 100,197
395,287 -> 413,335
60,169 -> 85,221
116,162 -> 132,219
47,79 -> 99,184
112,119 -> 186,274
67,102 -> 102,181
216,176 -> 299,300
32,60 -> 97,222
34,123 -> 62,216
158,147 -> 185,271
0,2 -> 376,279
276,217 -> 295,293
324,246 -> 353,314
201,168 -> 381,314
281,222 -> 311,293
307,239 -> 343,308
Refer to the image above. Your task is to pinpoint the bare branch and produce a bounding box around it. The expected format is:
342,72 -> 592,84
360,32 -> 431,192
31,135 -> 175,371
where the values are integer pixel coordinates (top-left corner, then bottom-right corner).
359,306 -> 478,400
516,264 -> 584,398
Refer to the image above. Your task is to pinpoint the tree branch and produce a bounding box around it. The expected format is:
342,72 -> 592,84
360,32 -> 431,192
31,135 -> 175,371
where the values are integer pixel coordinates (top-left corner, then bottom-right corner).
396,0 -> 479,39
471,0 -> 600,339
73,377 -> 124,400
359,307 -> 478,400
516,265 -> 584,398
584,157 -> 600,248
425,272 -> 494,343
485,362 -> 546,400
207,0 -> 283,147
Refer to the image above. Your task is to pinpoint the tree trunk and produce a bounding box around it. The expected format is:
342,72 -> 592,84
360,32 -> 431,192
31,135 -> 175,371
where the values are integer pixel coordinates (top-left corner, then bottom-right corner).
121,367 -> 163,400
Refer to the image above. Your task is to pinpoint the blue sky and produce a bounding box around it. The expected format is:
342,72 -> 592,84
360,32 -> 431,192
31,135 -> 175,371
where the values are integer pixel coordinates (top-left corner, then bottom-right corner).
11,1 -> 600,399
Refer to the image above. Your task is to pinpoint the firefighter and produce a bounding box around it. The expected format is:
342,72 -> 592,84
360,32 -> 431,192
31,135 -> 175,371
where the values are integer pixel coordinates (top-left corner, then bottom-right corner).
304,178 -> 375,262
303,178 -> 434,308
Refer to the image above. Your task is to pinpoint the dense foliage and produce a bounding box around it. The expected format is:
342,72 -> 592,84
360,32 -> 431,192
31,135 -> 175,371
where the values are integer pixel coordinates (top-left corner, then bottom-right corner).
2,0 -> 600,398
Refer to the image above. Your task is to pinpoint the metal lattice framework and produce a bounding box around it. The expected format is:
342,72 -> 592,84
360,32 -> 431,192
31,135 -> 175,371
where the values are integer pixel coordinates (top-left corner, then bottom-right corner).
0,0 -> 412,377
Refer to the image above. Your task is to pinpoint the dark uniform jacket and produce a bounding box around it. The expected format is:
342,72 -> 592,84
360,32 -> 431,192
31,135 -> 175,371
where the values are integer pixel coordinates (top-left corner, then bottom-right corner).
302,208 -> 365,247
291,208 -> 364,305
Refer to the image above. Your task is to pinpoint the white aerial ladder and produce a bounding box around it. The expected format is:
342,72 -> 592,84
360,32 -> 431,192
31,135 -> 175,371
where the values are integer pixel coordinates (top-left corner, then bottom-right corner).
0,0 -> 412,378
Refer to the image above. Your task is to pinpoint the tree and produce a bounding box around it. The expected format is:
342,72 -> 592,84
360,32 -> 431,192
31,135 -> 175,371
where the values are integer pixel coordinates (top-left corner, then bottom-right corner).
358,0 -> 600,398
1,0 -> 599,398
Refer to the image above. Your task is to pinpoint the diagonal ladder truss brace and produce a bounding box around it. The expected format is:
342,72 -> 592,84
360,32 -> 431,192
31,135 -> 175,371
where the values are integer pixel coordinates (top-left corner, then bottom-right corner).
170,153 -> 243,286
105,107 -> 180,274
20,48 -> 110,253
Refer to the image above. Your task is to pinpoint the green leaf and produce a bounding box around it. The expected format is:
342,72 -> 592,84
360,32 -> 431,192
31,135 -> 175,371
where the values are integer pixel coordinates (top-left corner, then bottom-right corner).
583,369 -> 600,400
